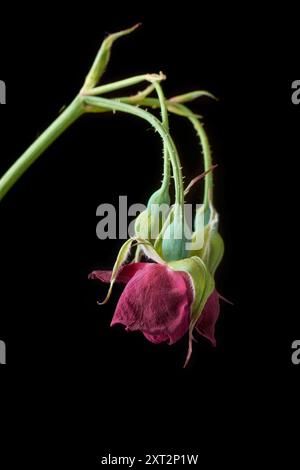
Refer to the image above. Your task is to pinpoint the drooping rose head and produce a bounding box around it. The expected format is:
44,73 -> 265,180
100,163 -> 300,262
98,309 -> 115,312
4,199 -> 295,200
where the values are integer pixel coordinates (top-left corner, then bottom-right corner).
90,262 -> 193,345
90,258 -> 221,366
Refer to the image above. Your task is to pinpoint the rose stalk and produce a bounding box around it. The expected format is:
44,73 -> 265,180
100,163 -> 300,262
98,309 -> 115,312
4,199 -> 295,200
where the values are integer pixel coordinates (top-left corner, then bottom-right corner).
0,24 -> 228,366
0,24 -> 163,201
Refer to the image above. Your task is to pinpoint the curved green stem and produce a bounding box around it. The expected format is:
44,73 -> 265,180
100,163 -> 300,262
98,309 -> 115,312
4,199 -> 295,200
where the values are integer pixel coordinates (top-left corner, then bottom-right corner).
0,96 -> 85,202
178,104 -> 213,210
84,96 -> 184,206
118,96 -> 200,117
85,73 -> 164,97
89,78 -> 171,193
119,95 -> 214,210
152,82 -> 170,193
123,84 -> 156,103
187,117 -> 213,209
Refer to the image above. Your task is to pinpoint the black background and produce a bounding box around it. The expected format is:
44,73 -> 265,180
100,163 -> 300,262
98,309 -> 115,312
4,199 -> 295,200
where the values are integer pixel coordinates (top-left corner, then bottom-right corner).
0,5 -> 299,468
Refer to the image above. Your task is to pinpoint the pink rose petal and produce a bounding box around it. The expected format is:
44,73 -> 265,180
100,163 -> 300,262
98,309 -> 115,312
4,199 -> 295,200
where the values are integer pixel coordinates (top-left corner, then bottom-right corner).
111,263 -> 193,345
196,289 -> 220,347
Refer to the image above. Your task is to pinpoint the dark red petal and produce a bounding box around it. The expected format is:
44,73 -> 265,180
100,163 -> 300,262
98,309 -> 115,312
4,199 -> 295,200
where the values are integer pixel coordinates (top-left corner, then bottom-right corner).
195,290 -> 220,347
88,262 -> 148,284
143,332 -> 169,344
111,264 -> 193,345
88,270 -> 113,283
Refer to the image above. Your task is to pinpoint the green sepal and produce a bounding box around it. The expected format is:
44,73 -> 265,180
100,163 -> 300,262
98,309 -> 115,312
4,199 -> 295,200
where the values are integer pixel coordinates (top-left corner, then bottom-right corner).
194,204 -> 211,231
99,238 -> 134,305
100,236 -> 168,304
189,204 -> 209,259
134,210 -> 151,241
81,23 -> 141,92
168,256 -> 214,318
135,187 -> 170,243
135,238 -> 166,264
134,244 -> 143,263
168,256 -> 214,366
190,207 -> 224,276
207,230 -> 224,276
169,90 -> 217,104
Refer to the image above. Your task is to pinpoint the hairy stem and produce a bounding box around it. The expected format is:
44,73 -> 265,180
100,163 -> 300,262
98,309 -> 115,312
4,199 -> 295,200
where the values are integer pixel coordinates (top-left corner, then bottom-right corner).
118,95 -> 214,209
152,82 -> 170,193
84,96 -> 184,206
84,73 -> 165,97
